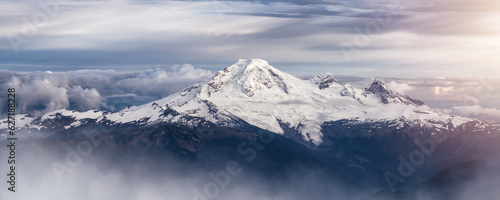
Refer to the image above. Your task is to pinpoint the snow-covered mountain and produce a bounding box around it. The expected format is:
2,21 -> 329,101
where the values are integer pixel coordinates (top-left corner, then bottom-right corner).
0,59 -> 480,145
2,59 -> 500,195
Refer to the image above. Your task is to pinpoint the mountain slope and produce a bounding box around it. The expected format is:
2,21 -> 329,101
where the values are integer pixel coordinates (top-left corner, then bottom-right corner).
0,59 -> 478,145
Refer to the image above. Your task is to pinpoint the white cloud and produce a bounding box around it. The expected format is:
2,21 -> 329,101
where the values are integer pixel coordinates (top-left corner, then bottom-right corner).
386,81 -> 413,94
0,65 -> 213,117
112,64 -> 213,99
68,86 -> 102,111
452,105 -> 500,120
1,0 -> 499,78
4,77 -> 70,116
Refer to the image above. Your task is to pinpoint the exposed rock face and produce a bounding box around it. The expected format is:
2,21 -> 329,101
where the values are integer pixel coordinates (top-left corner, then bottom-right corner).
319,75 -> 341,90
365,80 -> 425,106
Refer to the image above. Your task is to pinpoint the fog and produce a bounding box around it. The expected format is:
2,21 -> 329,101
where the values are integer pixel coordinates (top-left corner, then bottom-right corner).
1,126 -> 500,200
0,137 -> 364,200
4,147 -> 499,200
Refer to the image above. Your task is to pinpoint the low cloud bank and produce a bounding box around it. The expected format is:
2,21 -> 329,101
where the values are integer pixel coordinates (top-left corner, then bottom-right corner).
0,65 -> 213,117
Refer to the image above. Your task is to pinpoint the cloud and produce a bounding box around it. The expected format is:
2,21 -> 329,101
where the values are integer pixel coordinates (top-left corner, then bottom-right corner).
0,65 -> 213,117
452,105 -> 500,120
4,76 -> 70,116
378,77 -> 500,121
0,0 -> 499,78
400,77 -> 497,107
68,86 -> 102,111
386,81 -> 413,94
111,64 -> 213,99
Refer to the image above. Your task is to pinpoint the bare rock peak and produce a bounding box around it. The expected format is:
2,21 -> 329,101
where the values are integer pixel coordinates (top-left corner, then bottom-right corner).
319,75 -> 341,90
365,79 -> 424,106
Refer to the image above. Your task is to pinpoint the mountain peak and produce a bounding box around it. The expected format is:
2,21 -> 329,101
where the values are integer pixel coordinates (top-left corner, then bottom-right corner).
204,59 -> 294,97
365,79 -> 391,95
235,58 -> 270,68
365,80 -> 425,106
319,75 -> 341,90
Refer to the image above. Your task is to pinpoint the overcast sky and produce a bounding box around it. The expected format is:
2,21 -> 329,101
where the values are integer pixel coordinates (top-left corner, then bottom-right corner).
1,0 -> 500,121
1,0 -> 499,78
